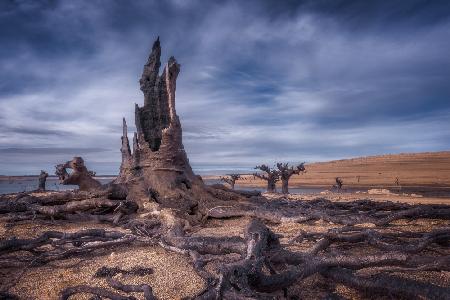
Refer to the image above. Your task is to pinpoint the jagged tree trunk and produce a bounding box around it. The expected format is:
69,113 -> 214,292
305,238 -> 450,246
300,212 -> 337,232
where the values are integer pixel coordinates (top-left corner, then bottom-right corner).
118,118 -> 132,179
115,38 -> 202,209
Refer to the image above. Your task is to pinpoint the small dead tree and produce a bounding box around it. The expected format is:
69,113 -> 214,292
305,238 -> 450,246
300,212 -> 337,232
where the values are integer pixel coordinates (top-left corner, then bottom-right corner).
220,174 -> 241,190
38,170 -> 49,191
254,165 -> 280,193
334,177 -> 343,191
277,162 -> 306,194
395,176 -> 401,192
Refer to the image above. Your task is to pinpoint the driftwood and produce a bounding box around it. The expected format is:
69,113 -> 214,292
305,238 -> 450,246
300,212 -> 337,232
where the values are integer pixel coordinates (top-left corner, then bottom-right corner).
55,157 -> 101,191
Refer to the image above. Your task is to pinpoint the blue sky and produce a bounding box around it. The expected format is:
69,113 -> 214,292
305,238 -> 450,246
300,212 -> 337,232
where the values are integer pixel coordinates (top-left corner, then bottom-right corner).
1,0 -> 450,175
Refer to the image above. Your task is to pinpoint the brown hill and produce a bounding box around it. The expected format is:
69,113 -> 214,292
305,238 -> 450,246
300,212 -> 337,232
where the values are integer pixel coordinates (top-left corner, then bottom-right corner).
237,151 -> 450,188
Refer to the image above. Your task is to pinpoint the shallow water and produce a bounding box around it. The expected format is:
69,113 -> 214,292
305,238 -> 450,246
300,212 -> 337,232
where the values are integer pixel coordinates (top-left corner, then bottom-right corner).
0,177 -> 325,195
0,178 -> 114,195
235,186 -> 326,194
203,179 -> 326,194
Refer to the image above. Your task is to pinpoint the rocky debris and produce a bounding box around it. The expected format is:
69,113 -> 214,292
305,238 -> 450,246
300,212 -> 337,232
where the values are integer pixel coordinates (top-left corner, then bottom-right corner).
367,188 -> 424,197
368,188 -> 395,195
55,157 -> 101,191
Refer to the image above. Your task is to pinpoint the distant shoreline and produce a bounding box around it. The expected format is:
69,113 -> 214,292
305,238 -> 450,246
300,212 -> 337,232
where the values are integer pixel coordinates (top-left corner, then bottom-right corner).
0,175 -> 117,180
1,150 -> 450,188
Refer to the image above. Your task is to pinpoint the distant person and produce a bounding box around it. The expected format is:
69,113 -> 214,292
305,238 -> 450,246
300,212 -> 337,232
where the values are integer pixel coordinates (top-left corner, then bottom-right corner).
38,170 -> 49,191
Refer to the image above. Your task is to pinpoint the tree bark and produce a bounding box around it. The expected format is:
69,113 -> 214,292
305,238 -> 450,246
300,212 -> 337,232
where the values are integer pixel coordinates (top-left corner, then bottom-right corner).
281,179 -> 288,194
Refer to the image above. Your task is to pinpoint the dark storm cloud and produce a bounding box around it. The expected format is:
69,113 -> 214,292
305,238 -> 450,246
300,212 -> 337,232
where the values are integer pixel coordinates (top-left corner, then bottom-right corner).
4,126 -> 72,136
0,0 -> 449,174
0,147 -> 107,155
256,0 -> 450,28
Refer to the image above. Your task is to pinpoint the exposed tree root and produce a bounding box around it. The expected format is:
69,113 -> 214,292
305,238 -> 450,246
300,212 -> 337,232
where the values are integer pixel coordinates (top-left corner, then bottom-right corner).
206,197 -> 450,226
0,229 -> 136,268
30,198 -> 137,218
323,267 -> 450,299
61,265 -> 156,300
1,189 -> 449,299
105,277 -> 156,300
190,219 -> 449,299
95,266 -> 154,278
60,285 -> 136,300
83,266 -> 157,300
292,227 -> 450,254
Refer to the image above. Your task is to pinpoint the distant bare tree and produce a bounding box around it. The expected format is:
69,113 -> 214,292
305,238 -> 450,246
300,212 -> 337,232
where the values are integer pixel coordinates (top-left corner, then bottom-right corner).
395,176 -> 401,192
253,165 -> 280,193
276,163 -> 306,194
220,174 -> 241,190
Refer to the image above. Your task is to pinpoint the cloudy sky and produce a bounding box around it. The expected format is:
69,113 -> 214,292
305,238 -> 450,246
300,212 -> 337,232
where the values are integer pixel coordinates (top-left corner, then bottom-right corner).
1,0 -> 450,175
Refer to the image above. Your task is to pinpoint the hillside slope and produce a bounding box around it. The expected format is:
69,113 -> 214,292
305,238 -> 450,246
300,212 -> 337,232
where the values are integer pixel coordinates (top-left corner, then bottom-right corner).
239,151 -> 450,188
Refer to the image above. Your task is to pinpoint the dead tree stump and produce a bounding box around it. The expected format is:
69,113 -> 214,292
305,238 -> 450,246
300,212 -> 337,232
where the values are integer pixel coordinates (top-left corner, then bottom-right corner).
38,170 -> 48,191
114,38 -> 207,211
